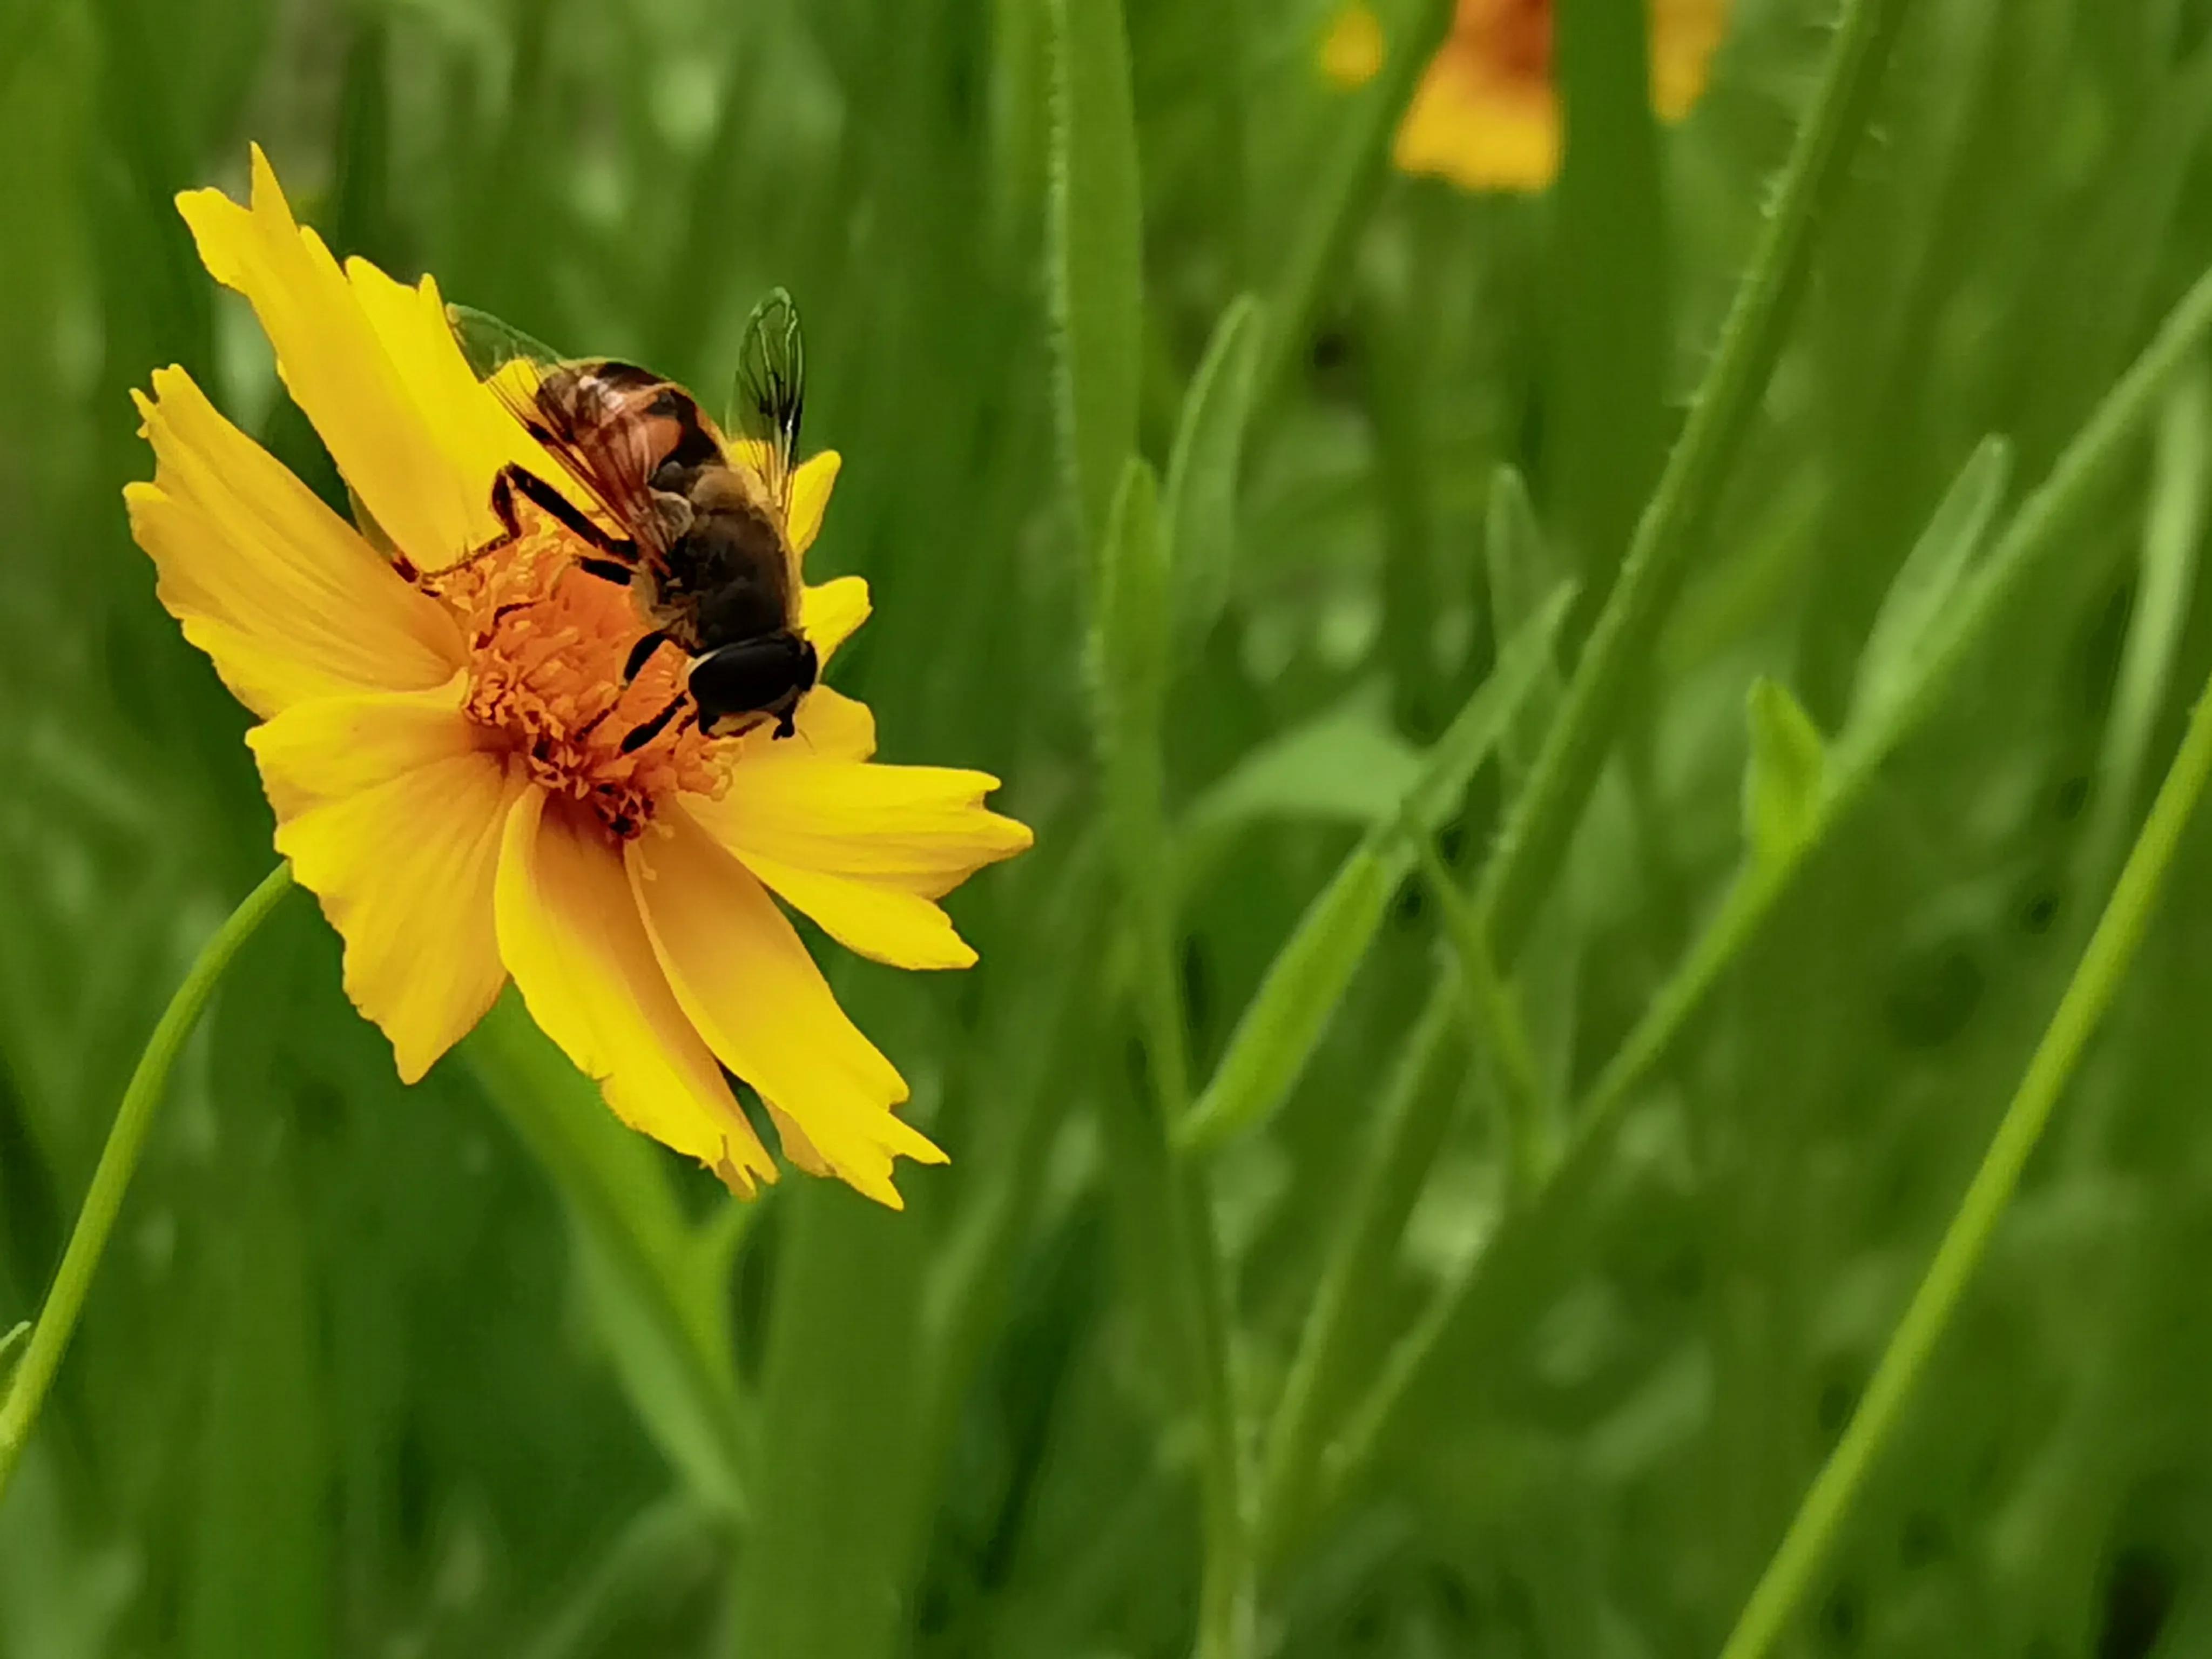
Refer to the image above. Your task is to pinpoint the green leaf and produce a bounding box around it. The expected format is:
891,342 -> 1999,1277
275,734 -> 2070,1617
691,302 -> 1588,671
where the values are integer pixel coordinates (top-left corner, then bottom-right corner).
1847,435 -> 2012,734
1163,293 -> 1264,650
464,995 -> 747,1516
1181,690 -> 1422,846
1090,457 -> 1192,1108
1092,458 -> 1172,850
2079,367 -> 2211,892
1177,584 -> 1574,1153
1483,464 -> 1567,791
1047,0 -> 1142,552
0,1323 -> 26,1384
1742,677 -> 1828,870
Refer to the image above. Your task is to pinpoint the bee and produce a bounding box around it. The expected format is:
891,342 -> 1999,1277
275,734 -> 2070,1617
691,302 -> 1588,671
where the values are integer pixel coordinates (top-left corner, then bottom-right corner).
441,290 -> 818,751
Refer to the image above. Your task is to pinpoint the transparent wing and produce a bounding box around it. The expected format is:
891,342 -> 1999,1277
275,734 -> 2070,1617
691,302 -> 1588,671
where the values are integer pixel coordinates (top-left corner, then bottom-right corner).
445,302 -> 665,558
447,303 -> 566,383
446,302 -> 564,435
727,287 -> 806,520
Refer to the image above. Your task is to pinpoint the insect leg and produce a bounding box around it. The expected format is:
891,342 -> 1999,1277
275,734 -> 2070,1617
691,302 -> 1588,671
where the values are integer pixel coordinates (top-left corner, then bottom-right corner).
618,691 -> 691,754
622,630 -> 670,684
412,465 -> 641,579
503,467 -> 639,564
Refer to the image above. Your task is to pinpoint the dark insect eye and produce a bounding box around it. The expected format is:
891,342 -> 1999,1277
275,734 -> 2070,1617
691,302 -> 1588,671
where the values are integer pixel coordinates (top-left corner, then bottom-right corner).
651,460 -> 689,491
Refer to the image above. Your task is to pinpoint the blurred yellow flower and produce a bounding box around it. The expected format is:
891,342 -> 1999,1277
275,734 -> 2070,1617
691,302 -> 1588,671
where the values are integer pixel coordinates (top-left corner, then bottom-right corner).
127,147 -> 1030,1208
1322,0 -> 1729,192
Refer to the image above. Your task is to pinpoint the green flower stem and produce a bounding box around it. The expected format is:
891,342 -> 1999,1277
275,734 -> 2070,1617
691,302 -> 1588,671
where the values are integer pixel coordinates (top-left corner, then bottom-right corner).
0,860 -> 294,1502
1714,657 -> 2212,1659
1471,0 -> 1911,967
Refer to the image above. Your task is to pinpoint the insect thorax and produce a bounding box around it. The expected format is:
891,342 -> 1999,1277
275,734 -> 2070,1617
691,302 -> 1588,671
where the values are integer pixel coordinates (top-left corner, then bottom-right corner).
659,492 -> 794,650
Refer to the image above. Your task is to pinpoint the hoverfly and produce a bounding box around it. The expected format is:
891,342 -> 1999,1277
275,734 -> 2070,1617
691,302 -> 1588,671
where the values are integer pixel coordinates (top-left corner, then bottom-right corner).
441,291 -> 817,750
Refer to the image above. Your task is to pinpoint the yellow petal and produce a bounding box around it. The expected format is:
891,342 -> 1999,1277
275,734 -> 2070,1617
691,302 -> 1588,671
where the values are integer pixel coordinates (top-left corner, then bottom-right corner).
1651,0 -> 1728,120
626,810 -> 943,1209
1394,62 -> 1559,193
177,146 -> 495,571
788,450 -> 841,557
126,365 -> 463,717
682,756 -> 1031,970
800,575 -> 870,666
495,790 -> 777,1193
248,681 -> 516,1082
799,687 -> 878,759
343,257 -> 601,528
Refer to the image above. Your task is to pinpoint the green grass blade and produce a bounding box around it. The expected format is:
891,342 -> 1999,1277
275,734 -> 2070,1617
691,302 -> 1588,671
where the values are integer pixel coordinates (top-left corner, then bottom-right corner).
731,1184 -> 933,1659
1473,0 -> 1915,966
1048,0 -> 1143,551
2078,365 -> 2210,891
1845,434 -> 2013,737
1177,584 -> 1573,1154
1742,677 -> 1827,871
1715,647 -> 2212,1659
1484,464 -> 1568,791
1165,294 -> 1265,651
1255,0 -> 1455,410
1255,988 -> 1462,1566
1330,262 -> 2212,1519
1549,0 -> 1667,626
465,996 -> 747,1517
1089,459 -> 1253,1658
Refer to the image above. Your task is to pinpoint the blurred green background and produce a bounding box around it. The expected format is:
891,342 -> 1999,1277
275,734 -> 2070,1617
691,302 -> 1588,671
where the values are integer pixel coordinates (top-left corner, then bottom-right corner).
9,0 -> 2212,1654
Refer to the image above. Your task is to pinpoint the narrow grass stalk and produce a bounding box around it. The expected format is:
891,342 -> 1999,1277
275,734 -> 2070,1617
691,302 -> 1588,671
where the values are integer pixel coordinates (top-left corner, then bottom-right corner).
1255,0 -> 1455,412
1407,825 -> 1552,1201
1587,260 -> 2212,1152
1254,988 -> 1460,1565
1472,0 -> 1912,965
1278,0 -> 1912,1525
1714,659 -> 2212,1659
1326,260 -> 2212,1508
0,860 -> 294,1500
1092,464 -> 1253,1659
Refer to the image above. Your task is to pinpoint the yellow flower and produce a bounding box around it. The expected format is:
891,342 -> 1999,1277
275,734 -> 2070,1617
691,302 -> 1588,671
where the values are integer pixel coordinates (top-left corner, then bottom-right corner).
126,147 -> 1031,1209
1321,0 -> 1729,193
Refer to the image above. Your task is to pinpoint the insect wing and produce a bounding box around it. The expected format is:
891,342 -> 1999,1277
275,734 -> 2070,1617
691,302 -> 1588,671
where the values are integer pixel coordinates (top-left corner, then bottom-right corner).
447,303 -> 566,382
727,287 -> 806,524
446,304 -> 666,558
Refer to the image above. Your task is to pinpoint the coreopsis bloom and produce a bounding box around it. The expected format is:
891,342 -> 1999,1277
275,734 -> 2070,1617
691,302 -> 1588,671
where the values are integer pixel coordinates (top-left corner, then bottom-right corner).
1322,0 -> 1729,193
126,148 -> 1030,1208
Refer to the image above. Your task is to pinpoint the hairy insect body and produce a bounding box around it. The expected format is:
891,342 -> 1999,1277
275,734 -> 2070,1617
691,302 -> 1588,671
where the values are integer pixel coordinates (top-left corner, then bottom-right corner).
449,291 -> 819,748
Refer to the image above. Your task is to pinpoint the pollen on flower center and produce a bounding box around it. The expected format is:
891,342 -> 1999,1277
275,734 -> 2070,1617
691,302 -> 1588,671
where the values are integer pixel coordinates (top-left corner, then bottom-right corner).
422,518 -> 722,842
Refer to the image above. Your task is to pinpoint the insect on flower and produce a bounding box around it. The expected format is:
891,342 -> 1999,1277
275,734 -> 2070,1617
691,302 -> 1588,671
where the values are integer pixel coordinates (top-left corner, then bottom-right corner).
126,148 -> 1031,1207
433,294 -> 821,750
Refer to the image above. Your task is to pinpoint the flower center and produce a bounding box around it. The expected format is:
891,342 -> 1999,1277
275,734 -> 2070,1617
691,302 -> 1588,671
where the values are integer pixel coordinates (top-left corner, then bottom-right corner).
420,518 -> 723,842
